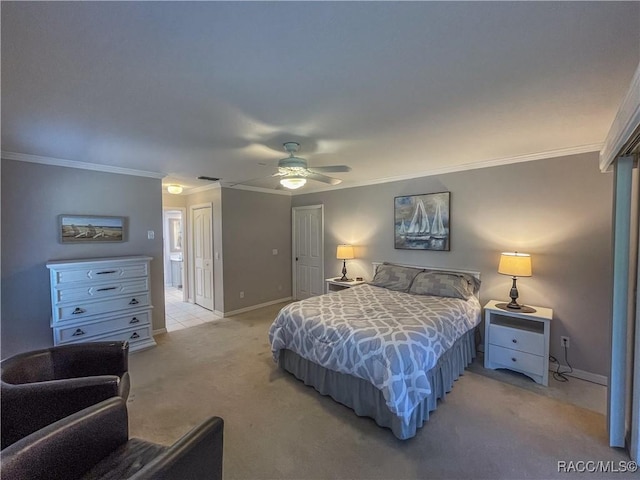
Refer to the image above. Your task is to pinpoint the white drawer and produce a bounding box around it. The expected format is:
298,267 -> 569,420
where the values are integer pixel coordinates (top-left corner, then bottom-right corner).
52,263 -> 149,286
94,325 -> 154,351
55,310 -> 151,343
54,278 -> 149,304
489,323 -> 544,356
488,344 -> 544,377
54,293 -> 150,323
59,325 -> 155,351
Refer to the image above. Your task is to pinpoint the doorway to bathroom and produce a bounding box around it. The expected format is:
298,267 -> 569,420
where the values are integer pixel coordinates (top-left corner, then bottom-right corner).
163,208 -> 185,300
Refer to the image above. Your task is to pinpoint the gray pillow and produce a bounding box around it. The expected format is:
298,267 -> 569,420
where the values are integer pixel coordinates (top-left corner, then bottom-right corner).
370,263 -> 423,292
409,271 -> 479,300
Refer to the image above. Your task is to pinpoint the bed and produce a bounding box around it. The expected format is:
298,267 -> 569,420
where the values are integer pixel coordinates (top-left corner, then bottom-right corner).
268,262 -> 482,439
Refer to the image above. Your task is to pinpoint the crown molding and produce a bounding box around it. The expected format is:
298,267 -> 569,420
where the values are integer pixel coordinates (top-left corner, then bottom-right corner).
1,151 -> 166,179
224,183 -> 291,196
182,182 -> 221,195
295,143 -> 603,195
599,61 -> 640,172
2,141 -> 603,196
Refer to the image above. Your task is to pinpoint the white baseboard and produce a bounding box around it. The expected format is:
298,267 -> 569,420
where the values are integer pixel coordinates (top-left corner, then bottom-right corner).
153,327 -> 167,335
223,297 -> 292,317
549,361 -> 608,386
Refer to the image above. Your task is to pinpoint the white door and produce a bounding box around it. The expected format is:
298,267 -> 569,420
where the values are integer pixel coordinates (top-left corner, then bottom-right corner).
292,205 -> 324,300
193,205 -> 214,310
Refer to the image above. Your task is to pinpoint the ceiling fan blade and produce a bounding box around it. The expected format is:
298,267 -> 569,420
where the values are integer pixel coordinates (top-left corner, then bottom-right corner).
306,172 -> 343,185
308,165 -> 351,173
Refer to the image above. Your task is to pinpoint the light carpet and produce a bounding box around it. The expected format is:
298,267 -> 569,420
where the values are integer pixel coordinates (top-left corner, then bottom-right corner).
127,302 -> 632,479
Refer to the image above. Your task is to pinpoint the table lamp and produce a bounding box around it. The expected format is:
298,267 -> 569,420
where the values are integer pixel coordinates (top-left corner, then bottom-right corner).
498,252 -> 534,312
336,244 -> 355,281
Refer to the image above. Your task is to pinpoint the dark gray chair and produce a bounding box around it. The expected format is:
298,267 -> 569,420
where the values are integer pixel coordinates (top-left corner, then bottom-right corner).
0,397 -> 224,479
1,341 -> 130,449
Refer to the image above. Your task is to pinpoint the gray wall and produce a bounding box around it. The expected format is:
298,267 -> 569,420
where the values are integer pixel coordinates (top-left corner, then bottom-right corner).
292,152 -> 613,377
179,187 -> 292,314
221,188 -> 292,312
1,159 -> 165,359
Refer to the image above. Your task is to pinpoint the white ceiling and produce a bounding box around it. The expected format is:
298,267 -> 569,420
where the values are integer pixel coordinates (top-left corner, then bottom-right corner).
2,2 -> 639,194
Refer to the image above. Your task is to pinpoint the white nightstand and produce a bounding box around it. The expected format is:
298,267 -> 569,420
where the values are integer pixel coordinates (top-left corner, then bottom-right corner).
483,300 -> 553,386
325,278 -> 366,293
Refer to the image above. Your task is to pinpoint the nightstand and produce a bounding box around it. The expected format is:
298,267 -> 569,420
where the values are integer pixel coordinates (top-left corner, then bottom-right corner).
325,278 -> 366,293
483,300 -> 553,386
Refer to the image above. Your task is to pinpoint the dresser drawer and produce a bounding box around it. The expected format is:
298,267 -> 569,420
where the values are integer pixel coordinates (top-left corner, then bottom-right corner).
95,326 -> 154,350
51,262 -> 149,286
489,323 -> 544,356
59,325 -> 154,350
54,278 -> 149,304
488,344 -> 544,377
54,293 -> 150,323
55,310 -> 151,343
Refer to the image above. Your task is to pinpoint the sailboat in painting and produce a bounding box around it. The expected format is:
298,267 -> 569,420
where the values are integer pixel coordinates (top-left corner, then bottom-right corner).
430,201 -> 447,239
405,198 -> 431,241
398,219 -> 407,237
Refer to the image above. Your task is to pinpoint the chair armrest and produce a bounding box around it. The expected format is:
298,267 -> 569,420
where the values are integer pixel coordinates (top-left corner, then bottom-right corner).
0,397 -> 128,480
1,376 -> 121,448
130,417 -> 224,480
51,341 -> 129,379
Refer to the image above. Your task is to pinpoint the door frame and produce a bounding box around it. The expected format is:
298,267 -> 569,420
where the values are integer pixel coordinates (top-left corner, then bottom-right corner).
292,204 -> 324,300
162,207 -> 187,302
189,202 -> 214,308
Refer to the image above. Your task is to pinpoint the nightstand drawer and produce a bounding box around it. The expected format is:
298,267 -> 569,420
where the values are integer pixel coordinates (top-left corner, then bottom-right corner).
489,323 -> 544,356
488,344 -> 545,377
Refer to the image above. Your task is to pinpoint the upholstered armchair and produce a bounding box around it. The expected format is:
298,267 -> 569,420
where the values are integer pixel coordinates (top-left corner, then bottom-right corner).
1,341 -> 130,449
0,397 -> 224,480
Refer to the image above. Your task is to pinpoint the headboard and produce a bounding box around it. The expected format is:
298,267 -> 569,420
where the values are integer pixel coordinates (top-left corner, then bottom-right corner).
371,262 -> 482,297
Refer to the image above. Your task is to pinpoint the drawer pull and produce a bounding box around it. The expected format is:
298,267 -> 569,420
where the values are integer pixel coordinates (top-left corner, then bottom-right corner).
72,328 -> 86,336
96,270 -> 117,275
512,339 -> 517,343
130,332 -> 140,339
129,317 -> 140,324
97,286 -> 117,292
511,357 -> 517,362
129,298 -> 139,305
72,307 -> 86,315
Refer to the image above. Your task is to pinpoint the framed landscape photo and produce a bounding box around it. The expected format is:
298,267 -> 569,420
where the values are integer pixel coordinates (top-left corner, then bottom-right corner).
394,192 -> 450,251
58,215 -> 126,244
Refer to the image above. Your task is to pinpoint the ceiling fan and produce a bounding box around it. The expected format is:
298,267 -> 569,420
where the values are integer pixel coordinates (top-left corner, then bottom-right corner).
271,142 -> 351,190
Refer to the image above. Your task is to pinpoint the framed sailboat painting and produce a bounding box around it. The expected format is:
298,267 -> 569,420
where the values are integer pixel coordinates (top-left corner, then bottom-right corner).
394,192 -> 450,251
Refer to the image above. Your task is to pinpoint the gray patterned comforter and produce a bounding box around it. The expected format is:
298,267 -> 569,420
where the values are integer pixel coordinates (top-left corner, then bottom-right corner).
268,284 -> 481,422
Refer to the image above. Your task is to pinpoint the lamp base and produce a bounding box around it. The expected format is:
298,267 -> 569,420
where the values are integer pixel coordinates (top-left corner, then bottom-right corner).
495,302 -> 537,314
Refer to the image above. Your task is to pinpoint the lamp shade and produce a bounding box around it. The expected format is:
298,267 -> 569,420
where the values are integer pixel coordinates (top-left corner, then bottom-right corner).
280,177 -> 307,189
167,184 -> 183,195
336,244 -> 355,260
498,252 -> 532,277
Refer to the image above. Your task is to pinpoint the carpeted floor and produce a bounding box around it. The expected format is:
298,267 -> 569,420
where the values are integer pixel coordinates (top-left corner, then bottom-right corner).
127,302 -> 632,479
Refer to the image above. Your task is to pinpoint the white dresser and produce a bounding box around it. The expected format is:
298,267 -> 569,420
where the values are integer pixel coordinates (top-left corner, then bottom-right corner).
46,256 -> 157,353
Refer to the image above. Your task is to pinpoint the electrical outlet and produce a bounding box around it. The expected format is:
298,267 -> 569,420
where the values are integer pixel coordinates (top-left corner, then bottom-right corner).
560,336 -> 570,348
239,291 -> 244,299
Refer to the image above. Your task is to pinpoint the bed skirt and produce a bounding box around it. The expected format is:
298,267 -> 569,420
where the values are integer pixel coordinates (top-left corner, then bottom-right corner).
278,328 -> 476,440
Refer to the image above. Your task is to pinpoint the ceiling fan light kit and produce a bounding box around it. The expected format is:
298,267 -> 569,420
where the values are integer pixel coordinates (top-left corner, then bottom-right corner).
280,177 -> 307,189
